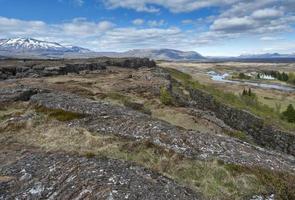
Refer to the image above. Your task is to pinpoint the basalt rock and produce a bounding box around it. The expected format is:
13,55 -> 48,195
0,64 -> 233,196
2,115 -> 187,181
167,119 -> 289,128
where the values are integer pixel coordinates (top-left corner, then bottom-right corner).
188,86 -> 295,157
106,57 -> 156,69
0,146 -> 200,200
0,58 -> 156,80
0,86 -> 43,103
29,92 -> 295,173
0,63 -> 106,80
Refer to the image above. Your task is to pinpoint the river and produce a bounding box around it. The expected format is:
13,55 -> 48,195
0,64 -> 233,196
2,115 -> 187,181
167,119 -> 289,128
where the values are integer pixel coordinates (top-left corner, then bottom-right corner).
208,71 -> 295,92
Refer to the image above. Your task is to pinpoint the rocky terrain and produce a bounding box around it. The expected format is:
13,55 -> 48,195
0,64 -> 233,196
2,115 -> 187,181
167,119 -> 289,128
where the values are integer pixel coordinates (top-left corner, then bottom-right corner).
0,57 -> 155,80
0,145 -> 199,200
0,58 -> 295,200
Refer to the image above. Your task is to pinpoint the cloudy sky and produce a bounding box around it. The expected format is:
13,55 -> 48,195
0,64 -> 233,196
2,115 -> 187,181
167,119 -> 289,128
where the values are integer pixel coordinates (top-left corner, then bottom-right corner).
1,0 -> 295,56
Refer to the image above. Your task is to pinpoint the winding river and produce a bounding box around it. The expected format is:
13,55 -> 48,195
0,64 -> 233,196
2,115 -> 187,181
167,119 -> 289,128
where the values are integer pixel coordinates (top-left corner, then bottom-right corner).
208,71 -> 295,92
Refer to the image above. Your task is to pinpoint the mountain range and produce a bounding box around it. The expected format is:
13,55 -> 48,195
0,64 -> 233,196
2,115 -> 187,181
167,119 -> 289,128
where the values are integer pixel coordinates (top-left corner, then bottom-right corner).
0,38 -> 206,60
238,53 -> 295,59
1,37 -> 295,61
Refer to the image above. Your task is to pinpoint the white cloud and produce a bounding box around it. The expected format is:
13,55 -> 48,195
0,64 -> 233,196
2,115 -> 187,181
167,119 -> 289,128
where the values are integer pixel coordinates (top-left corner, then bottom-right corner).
58,0 -> 85,6
0,16 -> 116,45
73,0 -> 84,6
104,0 -> 160,13
61,21 -> 93,36
132,19 -> 144,25
260,36 -> 283,41
211,17 -> 255,32
98,21 -> 115,31
252,8 -> 283,19
181,19 -> 193,24
207,1 -> 295,36
60,19 -> 115,36
98,27 -> 184,50
147,20 -> 165,27
103,0 -> 236,13
0,16 -> 47,35
0,16 -> 200,51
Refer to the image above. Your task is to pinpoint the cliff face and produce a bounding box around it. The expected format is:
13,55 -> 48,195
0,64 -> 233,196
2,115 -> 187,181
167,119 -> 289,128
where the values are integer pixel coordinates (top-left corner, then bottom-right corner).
187,86 -> 295,156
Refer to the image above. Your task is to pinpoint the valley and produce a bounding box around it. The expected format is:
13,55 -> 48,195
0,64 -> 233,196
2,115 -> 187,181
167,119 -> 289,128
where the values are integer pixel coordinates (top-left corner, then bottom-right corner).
0,58 -> 294,199
2,0 -> 295,199
159,61 -> 295,113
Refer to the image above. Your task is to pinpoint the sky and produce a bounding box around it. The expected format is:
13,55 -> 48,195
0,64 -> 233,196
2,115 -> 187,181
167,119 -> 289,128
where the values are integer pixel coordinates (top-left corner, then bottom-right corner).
1,0 -> 295,56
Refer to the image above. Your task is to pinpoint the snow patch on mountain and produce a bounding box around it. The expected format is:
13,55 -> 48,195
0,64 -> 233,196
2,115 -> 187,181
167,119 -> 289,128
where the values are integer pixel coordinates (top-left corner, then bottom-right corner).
0,38 -> 91,53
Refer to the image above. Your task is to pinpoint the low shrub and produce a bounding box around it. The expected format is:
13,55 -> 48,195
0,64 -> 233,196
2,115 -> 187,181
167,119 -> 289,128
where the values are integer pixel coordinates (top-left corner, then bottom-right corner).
238,73 -> 251,80
85,152 -> 96,158
160,86 -> 173,105
282,104 -> 295,123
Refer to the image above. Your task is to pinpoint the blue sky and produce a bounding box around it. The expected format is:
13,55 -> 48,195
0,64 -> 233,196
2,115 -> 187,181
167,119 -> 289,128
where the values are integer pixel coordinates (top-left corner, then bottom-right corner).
1,0 -> 295,56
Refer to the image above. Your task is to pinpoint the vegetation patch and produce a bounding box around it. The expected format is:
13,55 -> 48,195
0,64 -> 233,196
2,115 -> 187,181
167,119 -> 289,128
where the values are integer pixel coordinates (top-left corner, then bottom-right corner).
0,103 -> 27,122
281,104 -> 295,123
224,130 -> 251,143
104,92 -> 129,102
240,88 -> 258,106
2,112 -> 294,200
234,72 -> 251,80
225,164 -> 295,200
165,67 -> 295,130
160,86 -> 173,105
104,92 -> 151,114
35,106 -> 85,121
261,70 -> 295,85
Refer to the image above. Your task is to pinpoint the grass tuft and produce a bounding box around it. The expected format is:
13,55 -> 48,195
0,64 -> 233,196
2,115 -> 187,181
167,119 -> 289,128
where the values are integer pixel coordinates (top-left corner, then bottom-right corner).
104,92 -> 151,114
35,106 -> 85,121
225,164 -> 295,200
224,130 -> 251,143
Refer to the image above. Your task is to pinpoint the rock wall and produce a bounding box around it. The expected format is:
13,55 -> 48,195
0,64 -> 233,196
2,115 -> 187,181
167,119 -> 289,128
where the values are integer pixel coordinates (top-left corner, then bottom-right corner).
106,57 -> 156,69
188,87 -> 295,156
0,86 -> 43,103
0,58 -> 156,80
0,63 -> 106,80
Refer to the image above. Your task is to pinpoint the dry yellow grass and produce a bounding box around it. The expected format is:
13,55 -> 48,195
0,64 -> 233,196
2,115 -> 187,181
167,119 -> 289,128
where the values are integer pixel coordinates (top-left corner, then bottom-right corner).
0,108 -> 266,200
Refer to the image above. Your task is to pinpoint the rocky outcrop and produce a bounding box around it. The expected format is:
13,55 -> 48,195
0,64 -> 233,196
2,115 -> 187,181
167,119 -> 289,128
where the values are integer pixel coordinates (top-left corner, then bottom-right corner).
188,87 -> 295,156
0,63 -> 106,80
106,57 -> 156,69
29,92 -> 295,173
0,145 -> 200,200
0,86 -> 42,103
0,58 -> 156,80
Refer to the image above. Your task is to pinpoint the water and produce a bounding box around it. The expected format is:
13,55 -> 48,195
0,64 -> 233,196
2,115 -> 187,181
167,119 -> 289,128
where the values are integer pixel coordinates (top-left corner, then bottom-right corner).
208,71 -> 295,92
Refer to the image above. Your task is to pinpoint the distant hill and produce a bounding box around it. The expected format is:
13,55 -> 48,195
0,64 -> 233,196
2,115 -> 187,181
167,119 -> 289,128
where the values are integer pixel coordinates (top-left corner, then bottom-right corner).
239,53 -> 295,59
119,49 -> 205,61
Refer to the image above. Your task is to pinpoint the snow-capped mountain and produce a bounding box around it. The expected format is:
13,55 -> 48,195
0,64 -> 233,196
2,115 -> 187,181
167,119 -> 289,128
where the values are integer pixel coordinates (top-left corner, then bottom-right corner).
0,38 -> 91,56
120,49 -> 205,60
